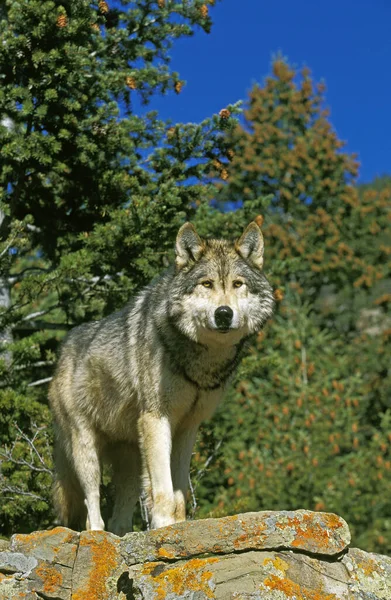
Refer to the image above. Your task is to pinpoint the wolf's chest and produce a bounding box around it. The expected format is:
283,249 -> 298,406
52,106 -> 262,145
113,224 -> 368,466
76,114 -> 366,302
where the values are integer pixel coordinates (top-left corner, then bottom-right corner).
168,376 -> 225,429
172,348 -> 238,393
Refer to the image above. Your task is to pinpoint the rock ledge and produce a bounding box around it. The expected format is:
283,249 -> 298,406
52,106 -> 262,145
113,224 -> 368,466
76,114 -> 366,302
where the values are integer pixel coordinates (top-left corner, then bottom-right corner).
0,510 -> 390,599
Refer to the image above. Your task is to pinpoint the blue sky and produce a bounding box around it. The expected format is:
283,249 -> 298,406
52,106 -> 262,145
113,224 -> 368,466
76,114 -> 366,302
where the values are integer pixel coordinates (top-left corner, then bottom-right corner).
148,0 -> 391,184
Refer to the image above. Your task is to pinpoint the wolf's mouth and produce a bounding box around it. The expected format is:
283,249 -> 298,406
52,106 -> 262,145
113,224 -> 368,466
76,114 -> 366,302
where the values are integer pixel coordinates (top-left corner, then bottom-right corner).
207,325 -> 231,334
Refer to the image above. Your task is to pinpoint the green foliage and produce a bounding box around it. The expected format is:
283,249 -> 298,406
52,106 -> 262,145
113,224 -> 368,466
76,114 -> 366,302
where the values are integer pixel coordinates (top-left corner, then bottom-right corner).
0,389 -> 54,533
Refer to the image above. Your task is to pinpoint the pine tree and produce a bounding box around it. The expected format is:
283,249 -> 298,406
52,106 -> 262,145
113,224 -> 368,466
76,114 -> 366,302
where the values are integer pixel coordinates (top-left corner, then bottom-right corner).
0,0 -> 238,534
218,57 -> 358,216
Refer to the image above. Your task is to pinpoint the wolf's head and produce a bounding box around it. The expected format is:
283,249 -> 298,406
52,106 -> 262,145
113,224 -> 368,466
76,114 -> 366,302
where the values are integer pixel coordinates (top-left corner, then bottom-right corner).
168,222 -> 275,345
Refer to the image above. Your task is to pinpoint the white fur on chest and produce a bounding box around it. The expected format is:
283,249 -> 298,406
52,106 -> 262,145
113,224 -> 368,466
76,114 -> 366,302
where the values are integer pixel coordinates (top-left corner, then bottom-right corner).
173,384 -> 225,432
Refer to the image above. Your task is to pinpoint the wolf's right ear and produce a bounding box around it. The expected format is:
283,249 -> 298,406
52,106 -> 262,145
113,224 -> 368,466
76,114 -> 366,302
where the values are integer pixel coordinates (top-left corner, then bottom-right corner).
175,223 -> 204,270
236,222 -> 264,269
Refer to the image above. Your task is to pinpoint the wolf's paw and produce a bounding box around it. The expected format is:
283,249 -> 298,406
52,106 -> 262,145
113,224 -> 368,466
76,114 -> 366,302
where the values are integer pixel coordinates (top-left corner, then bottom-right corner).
174,490 -> 186,523
108,517 -> 133,537
151,513 -> 176,529
86,515 -> 105,531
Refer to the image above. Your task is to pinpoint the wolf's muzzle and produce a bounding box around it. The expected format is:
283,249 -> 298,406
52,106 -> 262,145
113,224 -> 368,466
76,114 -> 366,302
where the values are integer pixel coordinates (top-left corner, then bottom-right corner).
215,305 -> 234,330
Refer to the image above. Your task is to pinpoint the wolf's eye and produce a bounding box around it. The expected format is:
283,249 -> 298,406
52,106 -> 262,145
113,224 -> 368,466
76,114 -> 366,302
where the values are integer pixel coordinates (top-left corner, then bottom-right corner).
233,280 -> 243,288
201,280 -> 213,288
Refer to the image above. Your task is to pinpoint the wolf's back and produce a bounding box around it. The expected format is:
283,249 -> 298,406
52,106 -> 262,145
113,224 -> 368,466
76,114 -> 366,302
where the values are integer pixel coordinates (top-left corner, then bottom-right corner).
52,300 -> 137,378
49,320 -> 100,399
48,295 -> 149,420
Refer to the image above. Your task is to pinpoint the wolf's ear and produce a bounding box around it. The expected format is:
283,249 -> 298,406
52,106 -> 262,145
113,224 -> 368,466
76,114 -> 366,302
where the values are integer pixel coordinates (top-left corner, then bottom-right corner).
236,222 -> 264,269
175,223 -> 204,269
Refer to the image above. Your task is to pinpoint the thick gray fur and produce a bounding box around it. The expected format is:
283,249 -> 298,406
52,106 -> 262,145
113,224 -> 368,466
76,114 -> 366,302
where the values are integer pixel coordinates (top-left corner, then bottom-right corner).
49,222 -> 274,534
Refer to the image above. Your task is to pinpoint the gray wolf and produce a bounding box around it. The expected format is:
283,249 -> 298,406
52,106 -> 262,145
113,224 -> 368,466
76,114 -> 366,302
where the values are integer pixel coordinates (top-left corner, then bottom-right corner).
49,222 -> 274,535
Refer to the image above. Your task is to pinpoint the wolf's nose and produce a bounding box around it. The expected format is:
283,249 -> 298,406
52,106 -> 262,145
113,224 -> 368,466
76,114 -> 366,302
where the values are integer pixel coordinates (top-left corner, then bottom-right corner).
215,305 -> 233,329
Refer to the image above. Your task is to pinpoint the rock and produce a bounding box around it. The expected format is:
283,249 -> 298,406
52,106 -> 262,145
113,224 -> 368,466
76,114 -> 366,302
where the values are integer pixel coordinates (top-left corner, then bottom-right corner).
0,510 -> 390,599
71,530 -> 123,600
343,548 -> 391,598
0,551 -> 38,576
122,510 -> 351,562
7,527 -> 79,600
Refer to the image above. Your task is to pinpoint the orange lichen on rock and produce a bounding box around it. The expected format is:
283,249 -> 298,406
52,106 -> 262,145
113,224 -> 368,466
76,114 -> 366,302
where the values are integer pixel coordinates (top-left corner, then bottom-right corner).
35,563 -> 63,594
356,555 -> 382,577
276,513 -> 345,552
214,513 -> 238,539
264,574 -> 338,600
13,527 -> 75,552
73,533 -> 119,600
156,546 -> 176,560
263,555 -> 289,573
147,513 -> 242,560
142,557 -> 219,600
233,519 -> 267,550
219,514 -> 238,526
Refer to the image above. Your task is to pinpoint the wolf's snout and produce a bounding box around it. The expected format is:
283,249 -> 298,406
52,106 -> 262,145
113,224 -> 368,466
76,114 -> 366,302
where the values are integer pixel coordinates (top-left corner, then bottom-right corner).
215,305 -> 233,329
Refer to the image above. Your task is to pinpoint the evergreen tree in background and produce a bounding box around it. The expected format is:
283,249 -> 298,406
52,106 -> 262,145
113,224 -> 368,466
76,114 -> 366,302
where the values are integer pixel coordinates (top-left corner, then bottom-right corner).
218,58 -> 358,215
0,0 -> 238,534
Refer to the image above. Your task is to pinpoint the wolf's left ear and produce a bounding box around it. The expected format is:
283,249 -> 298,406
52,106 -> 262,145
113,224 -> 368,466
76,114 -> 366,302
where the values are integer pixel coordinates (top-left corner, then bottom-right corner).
236,222 -> 264,269
176,223 -> 204,269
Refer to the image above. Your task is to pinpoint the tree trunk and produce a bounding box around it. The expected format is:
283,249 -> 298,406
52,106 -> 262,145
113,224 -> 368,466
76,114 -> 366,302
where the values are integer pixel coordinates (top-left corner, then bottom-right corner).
0,208 -> 12,364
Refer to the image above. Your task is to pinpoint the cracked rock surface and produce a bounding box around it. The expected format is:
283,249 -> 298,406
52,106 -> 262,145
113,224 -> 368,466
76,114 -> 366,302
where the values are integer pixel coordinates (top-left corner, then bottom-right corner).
0,510 -> 390,599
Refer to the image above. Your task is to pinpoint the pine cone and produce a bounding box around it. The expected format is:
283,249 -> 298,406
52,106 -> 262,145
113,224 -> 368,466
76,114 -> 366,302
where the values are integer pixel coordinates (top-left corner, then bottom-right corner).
56,14 -> 68,28
126,76 -> 137,90
199,4 -> 208,18
255,214 -> 264,227
91,23 -> 100,32
221,169 -> 229,181
99,1 -> 109,14
157,0 -> 165,7
174,81 -> 183,94
219,108 -> 231,119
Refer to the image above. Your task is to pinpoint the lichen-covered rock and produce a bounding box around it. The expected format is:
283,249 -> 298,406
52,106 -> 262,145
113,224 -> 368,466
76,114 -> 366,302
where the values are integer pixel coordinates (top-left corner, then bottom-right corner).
122,510 -> 350,563
343,548 -> 391,598
0,511 -> 390,599
3,527 -> 79,600
71,530 -> 124,600
129,550 -> 391,599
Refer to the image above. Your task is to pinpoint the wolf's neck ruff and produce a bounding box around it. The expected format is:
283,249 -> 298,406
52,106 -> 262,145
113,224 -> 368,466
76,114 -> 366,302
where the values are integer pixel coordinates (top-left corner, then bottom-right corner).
156,319 -> 248,391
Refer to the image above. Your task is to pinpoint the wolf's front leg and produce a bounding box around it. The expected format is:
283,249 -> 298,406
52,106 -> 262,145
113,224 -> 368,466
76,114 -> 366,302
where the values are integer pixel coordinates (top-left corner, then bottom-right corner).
171,426 -> 199,522
138,413 -> 175,529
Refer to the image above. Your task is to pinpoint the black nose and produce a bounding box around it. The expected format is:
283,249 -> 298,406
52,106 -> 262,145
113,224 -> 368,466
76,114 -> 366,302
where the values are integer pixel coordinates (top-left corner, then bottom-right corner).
215,305 -> 233,329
